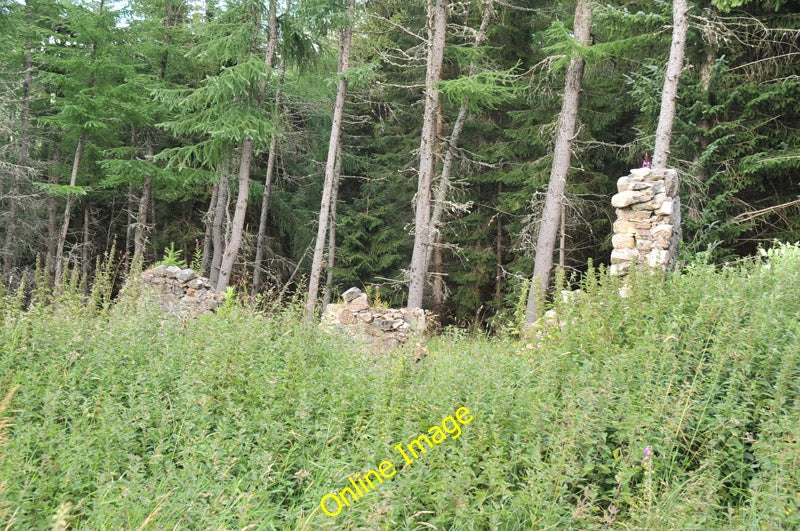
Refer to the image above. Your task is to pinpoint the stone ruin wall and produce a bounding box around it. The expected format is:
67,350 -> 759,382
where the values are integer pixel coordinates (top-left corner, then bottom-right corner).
120,265 -> 224,318
321,287 -> 434,350
610,168 -> 681,276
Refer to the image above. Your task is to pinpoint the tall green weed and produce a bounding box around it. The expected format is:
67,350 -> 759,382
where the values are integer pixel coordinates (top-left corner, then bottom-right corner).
0,244 -> 799,528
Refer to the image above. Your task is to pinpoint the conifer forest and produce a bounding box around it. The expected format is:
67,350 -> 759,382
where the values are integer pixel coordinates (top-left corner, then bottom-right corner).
1,0 -> 799,323
3,2 -> 800,528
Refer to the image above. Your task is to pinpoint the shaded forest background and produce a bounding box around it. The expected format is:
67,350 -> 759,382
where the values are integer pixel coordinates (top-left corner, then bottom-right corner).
1,0 -> 799,327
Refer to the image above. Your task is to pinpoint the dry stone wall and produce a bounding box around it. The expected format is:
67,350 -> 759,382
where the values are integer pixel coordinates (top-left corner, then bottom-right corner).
610,168 -> 681,276
321,287 -> 433,350
120,265 -> 224,318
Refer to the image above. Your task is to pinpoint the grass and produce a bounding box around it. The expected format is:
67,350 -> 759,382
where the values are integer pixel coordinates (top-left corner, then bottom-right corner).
1,244 -> 799,529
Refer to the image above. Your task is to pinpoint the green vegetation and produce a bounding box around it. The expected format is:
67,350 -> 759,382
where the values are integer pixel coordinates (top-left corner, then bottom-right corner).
3,0 -> 800,323
1,244 -> 800,528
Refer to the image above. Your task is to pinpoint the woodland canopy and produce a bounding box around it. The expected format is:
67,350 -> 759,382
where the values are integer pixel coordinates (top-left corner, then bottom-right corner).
1,0 -> 799,325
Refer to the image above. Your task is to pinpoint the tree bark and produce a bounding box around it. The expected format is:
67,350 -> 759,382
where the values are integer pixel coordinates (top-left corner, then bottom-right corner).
304,0 -> 356,320
251,129 -> 278,294
216,0 -> 279,291
495,182 -> 503,301
132,137 -> 154,265
407,0 -> 448,310
423,0 -> 493,301
689,32 -> 715,220
652,0 -> 690,169
209,164 -> 229,286
46,145 -> 61,277
81,206 -> 91,289
158,1 -> 175,79
432,244 -> 444,315
322,143 -> 343,312
525,0 -> 593,324
201,182 -> 217,276
559,200 -> 566,270
54,134 -> 84,284
427,0 -> 493,271
215,139 -> 253,290
3,3 -> 33,273
253,58 -> 287,295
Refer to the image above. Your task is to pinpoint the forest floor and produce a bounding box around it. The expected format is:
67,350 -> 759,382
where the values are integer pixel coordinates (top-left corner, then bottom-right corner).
1,245 -> 799,529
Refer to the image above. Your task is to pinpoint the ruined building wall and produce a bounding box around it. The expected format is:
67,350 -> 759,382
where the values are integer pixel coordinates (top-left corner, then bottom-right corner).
610,168 -> 681,276
321,287 -> 434,350
119,266 -> 224,318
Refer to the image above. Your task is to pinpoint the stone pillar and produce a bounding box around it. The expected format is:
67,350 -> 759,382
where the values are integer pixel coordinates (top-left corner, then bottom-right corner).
610,168 -> 681,277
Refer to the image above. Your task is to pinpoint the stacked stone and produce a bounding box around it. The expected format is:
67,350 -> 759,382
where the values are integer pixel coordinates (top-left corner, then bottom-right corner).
321,287 -> 433,350
129,265 -> 224,318
610,168 -> 681,276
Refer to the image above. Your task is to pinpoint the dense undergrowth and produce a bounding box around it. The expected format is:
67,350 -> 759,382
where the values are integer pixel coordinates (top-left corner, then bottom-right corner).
1,245 -> 799,529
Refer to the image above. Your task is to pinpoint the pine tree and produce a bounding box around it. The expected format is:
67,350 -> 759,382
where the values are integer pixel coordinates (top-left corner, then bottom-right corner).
525,0 -> 594,324
305,0 -> 356,320
407,0 -> 448,309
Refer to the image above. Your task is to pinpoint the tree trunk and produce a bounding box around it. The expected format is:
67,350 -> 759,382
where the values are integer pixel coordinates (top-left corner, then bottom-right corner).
201,180 -> 218,276
253,58 -> 286,295
251,131 -> 277,294
495,182 -> 503,301
407,0 -> 448,310
46,145 -> 61,277
525,0 -> 593,324
652,0 -> 690,169
125,184 -> 134,255
215,140 -> 253,290
158,1 -> 175,79
304,0 -> 356,320
132,138 -> 154,265
432,244 -> 444,315
215,0 -> 279,291
209,165 -> 229,286
559,200 -> 566,269
81,206 -> 91,290
55,134 -> 84,284
322,143 -> 343,312
427,0 -> 493,271
689,33 -> 715,220
3,6 -> 33,273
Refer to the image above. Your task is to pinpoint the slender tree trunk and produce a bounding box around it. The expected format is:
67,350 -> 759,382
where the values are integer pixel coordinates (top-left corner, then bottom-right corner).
215,140 -> 253,290
125,184 -> 134,254
322,143 -> 343,312
525,0 -> 593,324
55,134 -> 84,283
46,145 -> 61,277
689,34 -> 715,220
3,6 -> 33,273
216,0 -> 279,291
209,165 -> 229,286
201,181 -> 218,276
652,0 -> 690,169
124,131 -> 136,256
559,200 -> 566,269
407,0 -> 448,310
133,138 -> 154,265
432,245 -> 444,314
81,206 -> 91,290
495,183 -> 503,301
54,0 -> 103,284
426,0 -> 493,272
126,2 -> 174,267
2,174 -> 24,275
158,1 -> 175,79
304,0 -> 356,320
253,58 -> 287,295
